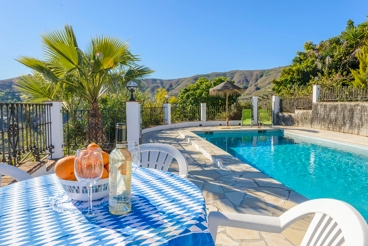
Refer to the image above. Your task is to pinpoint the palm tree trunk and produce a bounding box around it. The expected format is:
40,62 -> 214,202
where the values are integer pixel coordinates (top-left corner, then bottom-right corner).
88,101 -> 107,148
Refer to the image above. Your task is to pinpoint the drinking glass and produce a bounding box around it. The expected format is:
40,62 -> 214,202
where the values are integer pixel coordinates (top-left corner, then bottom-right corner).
74,147 -> 104,217
128,142 -> 140,171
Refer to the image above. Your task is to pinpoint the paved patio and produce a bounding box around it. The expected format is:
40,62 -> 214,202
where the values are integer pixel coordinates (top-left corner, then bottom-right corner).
2,125 -> 367,245
142,126 -> 368,246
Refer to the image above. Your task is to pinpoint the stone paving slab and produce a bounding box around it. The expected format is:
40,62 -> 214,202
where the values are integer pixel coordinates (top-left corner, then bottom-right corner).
143,127 -> 311,246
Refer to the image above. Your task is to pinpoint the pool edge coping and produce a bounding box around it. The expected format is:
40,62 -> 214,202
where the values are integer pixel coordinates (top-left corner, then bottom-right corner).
178,126 -> 368,209
284,131 -> 368,151
179,128 -> 309,200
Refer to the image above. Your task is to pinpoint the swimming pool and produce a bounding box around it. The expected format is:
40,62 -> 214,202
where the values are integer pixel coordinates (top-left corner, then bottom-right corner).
195,130 -> 368,220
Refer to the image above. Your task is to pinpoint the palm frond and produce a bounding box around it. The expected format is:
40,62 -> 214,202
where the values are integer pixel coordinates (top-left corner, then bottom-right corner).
90,36 -> 131,70
16,57 -> 59,82
14,74 -> 59,102
123,65 -> 154,83
41,25 -> 79,76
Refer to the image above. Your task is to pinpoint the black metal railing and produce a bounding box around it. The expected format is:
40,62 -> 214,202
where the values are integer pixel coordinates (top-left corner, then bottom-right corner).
206,104 -> 249,121
280,97 -> 313,113
141,106 -> 165,128
171,105 -> 201,123
206,105 -> 225,120
320,86 -> 368,102
63,107 -> 126,155
0,103 -> 53,165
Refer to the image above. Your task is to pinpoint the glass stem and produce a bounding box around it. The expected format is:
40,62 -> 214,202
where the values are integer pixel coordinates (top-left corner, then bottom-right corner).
88,183 -> 93,215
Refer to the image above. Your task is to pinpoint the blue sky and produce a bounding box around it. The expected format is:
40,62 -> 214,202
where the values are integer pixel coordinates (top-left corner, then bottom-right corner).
0,0 -> 367,80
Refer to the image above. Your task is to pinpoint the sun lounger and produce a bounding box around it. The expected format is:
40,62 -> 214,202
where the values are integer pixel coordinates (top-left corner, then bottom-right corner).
241,109 -> 252,127
258,109 -> 272,126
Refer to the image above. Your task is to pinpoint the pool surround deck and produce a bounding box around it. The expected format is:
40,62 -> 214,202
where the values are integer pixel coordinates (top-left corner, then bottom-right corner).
142,126 -> 368,246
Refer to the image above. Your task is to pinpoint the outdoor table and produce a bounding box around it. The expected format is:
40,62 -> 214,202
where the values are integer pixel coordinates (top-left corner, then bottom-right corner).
0,168 -> 214,245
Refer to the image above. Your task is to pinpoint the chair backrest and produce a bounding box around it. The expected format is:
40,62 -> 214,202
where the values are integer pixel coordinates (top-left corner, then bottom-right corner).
242,109 -> 252,125
208,198 -> 368,245
285,199 -> 368,245
258,109 -> 271,124
242,109 -> 252,119
138,143 -> 188,178
258,109 -> 269,118
0,163 -> 32,187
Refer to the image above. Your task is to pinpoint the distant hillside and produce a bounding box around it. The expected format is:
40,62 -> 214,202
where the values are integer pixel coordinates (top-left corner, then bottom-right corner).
0,67 -> 282,102
0,77 -> 22,102
142,67 -> 282,99
0,78 -> 17,91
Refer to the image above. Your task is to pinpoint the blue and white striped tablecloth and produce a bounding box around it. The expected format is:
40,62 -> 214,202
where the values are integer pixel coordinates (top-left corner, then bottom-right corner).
0,168 -> 214,245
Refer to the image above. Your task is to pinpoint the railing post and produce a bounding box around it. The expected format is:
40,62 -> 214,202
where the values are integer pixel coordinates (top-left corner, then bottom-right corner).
47,101 -> 63,159
252,96 -> 258,125
164,103 -> 171,125
313,85 -> 321,103
126,101 -> 141,143
201,103 -> 206,123
272,96 -> 280,124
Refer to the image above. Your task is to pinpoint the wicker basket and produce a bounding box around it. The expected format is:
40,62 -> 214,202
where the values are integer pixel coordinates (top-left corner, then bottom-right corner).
58,178 -> 109,201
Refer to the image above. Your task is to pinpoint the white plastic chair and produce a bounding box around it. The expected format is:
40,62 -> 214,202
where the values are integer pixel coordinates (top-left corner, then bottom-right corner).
0,163 -> 32,186
208,198 -> 368,245
137,143 -> 188,178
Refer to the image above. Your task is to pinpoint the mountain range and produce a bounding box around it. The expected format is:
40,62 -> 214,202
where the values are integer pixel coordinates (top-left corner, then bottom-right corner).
0,67 -> 282,101
141,67 -> 283,99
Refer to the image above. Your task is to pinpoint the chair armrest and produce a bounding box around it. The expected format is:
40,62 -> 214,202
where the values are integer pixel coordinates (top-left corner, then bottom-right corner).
208,211 -> 282,241
0,163 -> 32,182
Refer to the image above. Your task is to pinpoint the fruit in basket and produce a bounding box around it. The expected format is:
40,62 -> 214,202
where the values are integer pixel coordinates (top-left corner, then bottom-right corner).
54,156 -> 77,180
87,142 -> 100,149
104,162 -> 109,172
102,168 -> 109,178
55,144 -> 110,181
102,151 -> 109,165
87,142 -> 109,165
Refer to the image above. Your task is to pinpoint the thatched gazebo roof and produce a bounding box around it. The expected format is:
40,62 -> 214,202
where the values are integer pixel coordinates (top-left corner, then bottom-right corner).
209,81 -> 244,96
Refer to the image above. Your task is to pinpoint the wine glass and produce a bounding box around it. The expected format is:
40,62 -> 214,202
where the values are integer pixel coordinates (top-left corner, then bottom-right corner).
128,142 -> 140,171
74,147 -> 104,217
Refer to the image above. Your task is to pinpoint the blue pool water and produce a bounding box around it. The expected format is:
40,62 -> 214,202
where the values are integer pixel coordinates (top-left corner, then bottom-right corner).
196,130 -> 368,220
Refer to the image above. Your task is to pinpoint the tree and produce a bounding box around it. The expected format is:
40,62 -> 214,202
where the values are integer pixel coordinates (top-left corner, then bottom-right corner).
0,89 -> 21,103
168,95 -> 178,104
350,43 -> 368,88
272,18 -> 368,97
15,25 -> 153,145
177,76 -> 238,107
155,87 -> 168,107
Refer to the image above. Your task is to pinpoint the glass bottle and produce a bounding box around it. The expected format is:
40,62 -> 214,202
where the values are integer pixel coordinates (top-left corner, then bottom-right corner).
109,123 -> 132,215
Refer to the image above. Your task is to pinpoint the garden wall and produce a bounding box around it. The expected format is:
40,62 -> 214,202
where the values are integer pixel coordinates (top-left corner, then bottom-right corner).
277,102 -> 368,137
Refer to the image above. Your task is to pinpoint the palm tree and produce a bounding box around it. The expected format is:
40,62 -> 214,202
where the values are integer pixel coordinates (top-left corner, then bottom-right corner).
16,25 -> 153,146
